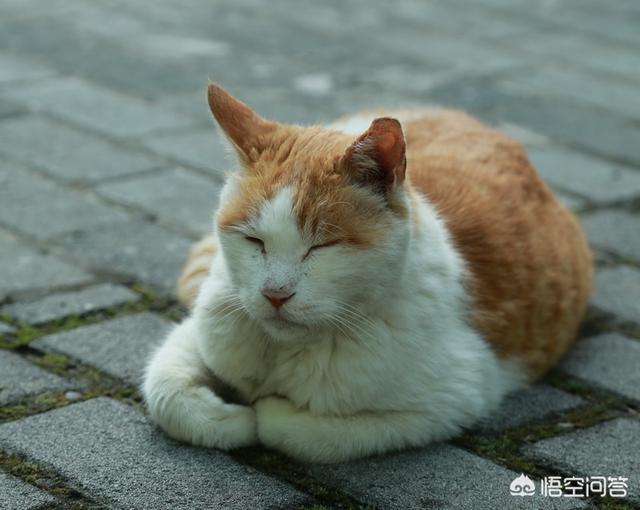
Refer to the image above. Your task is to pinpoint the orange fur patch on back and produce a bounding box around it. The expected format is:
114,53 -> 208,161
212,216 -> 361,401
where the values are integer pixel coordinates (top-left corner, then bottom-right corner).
399,109 -> 592,379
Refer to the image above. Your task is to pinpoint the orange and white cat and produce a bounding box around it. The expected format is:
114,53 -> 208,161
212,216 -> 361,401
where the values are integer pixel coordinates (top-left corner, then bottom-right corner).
142,83 -> 592,463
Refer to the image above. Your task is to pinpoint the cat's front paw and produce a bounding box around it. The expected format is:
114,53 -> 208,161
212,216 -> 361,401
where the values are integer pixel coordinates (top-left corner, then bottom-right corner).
254,396 -> 299,450
148,386 -> 257,450
254,397 -> 339,463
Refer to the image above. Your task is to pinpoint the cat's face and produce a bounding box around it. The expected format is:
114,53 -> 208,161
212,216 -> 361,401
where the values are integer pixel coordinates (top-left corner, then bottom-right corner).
208,83 -> 410,341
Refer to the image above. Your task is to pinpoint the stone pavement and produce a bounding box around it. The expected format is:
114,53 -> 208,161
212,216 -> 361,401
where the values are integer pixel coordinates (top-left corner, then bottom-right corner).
0,0 -> 638,508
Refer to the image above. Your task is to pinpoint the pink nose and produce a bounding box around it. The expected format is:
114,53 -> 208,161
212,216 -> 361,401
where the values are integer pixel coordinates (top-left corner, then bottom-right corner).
262,289 -> 295,308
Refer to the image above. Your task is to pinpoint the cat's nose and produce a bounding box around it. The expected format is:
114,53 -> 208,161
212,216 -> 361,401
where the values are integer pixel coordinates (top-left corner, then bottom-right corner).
262,288 -> 296,308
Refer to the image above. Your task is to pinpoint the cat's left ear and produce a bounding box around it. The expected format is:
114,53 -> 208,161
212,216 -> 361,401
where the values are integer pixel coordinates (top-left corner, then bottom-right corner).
207,82 -> 278,164
345,118 -> 406,193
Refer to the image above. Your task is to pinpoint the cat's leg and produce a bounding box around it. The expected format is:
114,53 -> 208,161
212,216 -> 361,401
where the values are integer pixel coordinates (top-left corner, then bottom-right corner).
142,317 -> 257,449
254,397 -> 460,463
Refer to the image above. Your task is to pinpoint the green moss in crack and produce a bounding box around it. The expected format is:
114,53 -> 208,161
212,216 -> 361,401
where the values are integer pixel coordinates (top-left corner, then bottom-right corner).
231,447 -> 372,509
0,392 -> 71,423
32,353 -> 74,376
0,449 -> 91,501
594,498 -> 636,510
9,325 -> 40,348
454,433 -> 538,474
546,373 -> 630,409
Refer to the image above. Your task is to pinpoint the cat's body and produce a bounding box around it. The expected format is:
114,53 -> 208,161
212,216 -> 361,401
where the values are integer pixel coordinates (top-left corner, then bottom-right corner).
143,85 -> 592,462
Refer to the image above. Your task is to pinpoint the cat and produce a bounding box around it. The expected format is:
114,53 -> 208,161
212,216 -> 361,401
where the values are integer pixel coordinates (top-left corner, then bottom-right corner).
142,83 -> 592,463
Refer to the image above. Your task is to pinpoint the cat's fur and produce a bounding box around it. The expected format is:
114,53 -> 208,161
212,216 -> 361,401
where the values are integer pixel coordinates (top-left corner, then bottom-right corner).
143,83 -> 592,463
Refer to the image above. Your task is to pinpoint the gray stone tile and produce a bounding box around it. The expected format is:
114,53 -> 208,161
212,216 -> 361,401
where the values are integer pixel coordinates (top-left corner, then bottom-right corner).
2,283 -> 139,325
0,98 -> 24,118
0,116 -> 163,182
309,444 -> 585,509
0,350 -> 72,405
591,266 -> 640,323
498,68 -> 640,121
0,398 -> 308,509
32,312 -> 173,386
0,161 -> 128,240
513,31 -> 640,85
491,96 -> 640,165
524,418 -> 640,503
0,322 -> 16,334
377,30 -> 520,74
0,230 -> 93,301
0,471 -> 55,510
560,333 -> 640,401
528,147 -> 640,203
477,385 -> 585,433
0,51 -> 57,83
54,219 -> 192,292
96,168 -> 221,235
582,211 -> 640,262
3,76 -> 196,137
137,128 -> 228,174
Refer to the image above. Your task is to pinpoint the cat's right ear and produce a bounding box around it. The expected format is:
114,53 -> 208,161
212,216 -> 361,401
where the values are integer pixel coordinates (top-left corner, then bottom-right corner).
207,82 -> 277,164
345,117 -> 406,194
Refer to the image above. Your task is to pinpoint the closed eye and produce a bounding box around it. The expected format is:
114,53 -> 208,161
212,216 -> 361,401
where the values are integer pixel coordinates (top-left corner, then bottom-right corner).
245,236 -> 266,253
304,240 -> 340,259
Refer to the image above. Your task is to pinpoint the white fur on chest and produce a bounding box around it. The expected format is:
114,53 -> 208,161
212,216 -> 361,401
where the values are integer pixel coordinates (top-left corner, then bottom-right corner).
195,192 -> 521,420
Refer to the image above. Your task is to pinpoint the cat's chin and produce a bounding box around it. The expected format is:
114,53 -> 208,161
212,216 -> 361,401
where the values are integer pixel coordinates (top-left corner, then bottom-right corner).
260,315 -> 311,342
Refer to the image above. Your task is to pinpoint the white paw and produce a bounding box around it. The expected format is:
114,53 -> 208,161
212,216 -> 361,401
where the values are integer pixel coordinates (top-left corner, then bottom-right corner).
255,396 -> 337,462
149,385 -> 257,450
254,396 -> 299,451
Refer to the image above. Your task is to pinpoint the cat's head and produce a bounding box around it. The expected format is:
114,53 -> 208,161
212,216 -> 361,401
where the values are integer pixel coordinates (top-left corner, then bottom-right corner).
209,83 -> 411,341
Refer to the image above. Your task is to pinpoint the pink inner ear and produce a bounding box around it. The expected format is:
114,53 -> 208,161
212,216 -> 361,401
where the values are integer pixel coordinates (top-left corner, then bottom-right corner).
350,118 -> 406,187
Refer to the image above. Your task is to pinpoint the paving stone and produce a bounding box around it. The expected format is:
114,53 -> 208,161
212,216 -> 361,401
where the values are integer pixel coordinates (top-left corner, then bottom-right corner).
0,350 -> 72,405
32,313 -> 173,386
96,168 -> 221,235
1,283 -> 139,325
0,116 -> 163,182
54,219 -> 192,292
582,211 -> 640,262
560,333 -> 640,401
524,418 -> 640,503
137,128 -> 228,174
0,51 -> 57,83
528,147 -> 640,203
591,266 -> 640,323
3,76 -> 196,137
0,98 -> 24,118
377,29 -> 520,74
512,30 -> 640,85
477,385 -> 585,433
0,230 -> 93,301
498,68 -> 640,121
0,322 -> 15,334
309,443 -> 585,509
389,0 -> 536,40
0,162 -> 128,240
0,471 -> 56,510
0,398 -> 308,509
488,95 -> 640,165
